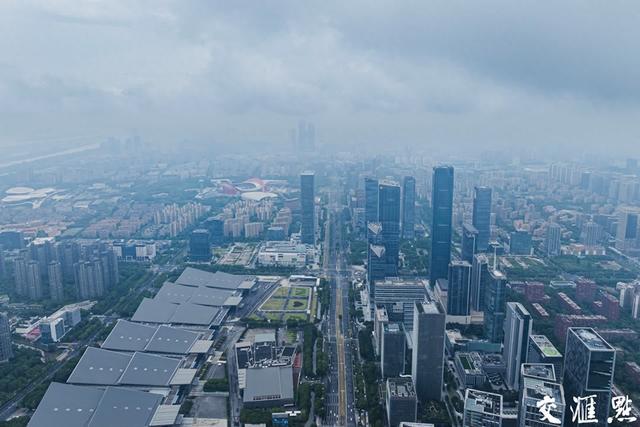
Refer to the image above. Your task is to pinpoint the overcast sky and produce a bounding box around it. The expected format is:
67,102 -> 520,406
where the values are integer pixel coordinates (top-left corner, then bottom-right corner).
1,1 -> 640,155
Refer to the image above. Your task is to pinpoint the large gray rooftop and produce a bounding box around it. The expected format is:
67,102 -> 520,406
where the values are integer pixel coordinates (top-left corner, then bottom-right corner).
155,281 -> 236,307
27,382 -> 172,427
243,366 -> 294,404
131,298 -> 220,326
102,320 -> 201,355
67,347 -> 187,387
175,267 -> 255,290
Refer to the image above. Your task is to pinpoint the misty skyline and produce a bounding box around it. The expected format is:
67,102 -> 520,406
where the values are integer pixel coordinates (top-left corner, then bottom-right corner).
1,1 -> 640,155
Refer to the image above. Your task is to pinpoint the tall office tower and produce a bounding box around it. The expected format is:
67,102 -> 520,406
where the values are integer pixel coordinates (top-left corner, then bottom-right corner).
13,256 -> 28,297
300,172 -> 315,244
375,279 -> 427,332
581,221 -> 601,246
463,389 -> 503,427
47,261 -> 64,302
365,177 -> 379,225
471,254 -> 489,311
378,181 -> 401,276
205,217 -> 225,245
412,301 -> 445,402
367,244 -> 386,297
484,269 -> 507,343
461,223 -> 478,263
430,166 -> 454,286
100,250 -> 119,290
472,186 -> 492,252
0,312 -> 12,362
615,206 -> 640,252
402,176 -> 416,239
367,222 -> 383,245
0,245 -> 5,280
59,242 -> 80,278
189,229 -> 211,262
26,260 -> 43,300
527,335 -> 564,381
386,377 -> 417,427
519,364 -> 565,427
509,230 -> 532,255
381,323 -> 405,378
447,261 -> 472,316
546,223 -> 562,257
503,302 -> 532,391
563,328 -> 615,427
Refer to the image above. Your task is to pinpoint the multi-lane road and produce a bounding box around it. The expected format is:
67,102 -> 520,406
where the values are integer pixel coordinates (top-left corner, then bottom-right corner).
323,205 -> 357,427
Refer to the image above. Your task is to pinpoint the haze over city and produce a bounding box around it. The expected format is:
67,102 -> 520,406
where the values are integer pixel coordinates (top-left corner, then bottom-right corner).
2,1 -> 640,156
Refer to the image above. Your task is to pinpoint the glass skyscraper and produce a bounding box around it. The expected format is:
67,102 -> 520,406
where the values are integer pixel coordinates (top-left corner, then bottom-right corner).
300,172 -> 315,244
402,176 -> 416,239
365,177 -> 379,225
472,186 -> 492,252
378,181 -> 401,276
430,166 -> 454,286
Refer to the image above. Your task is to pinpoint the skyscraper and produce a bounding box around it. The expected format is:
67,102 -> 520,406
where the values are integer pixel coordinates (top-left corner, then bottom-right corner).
26,260 -> 43,300
189,229 -> 211,262
402,176 -> 416,239
365,177 -> 379,225
430,166 -> 454,286
461,223 -> 478,263
563,328 -> 615,427
381,323 -> 405,378
0,312 -> 12,362
300,172 -> 315,244
412,300 -> 445,402
503,302 -> 532,390
47,261 -> 64,302
472,186 -> 492,252
463,389 -> 502,427
519,363 -> 565,427
447,261 -> 472,316
378,181 -> 401,276
546,223 -> 562,257
470,253 -> 489,311
386,377 -> 417,427
615,206 -> 640,252
13,255 -> 28,297
367,244 -> 386,297
484,268 -> 507,343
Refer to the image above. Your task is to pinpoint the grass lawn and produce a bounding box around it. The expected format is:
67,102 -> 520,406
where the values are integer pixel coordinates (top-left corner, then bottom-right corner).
286,299 -> 309,311
283,312 -> 308,322
291,287 -> 310,298
266,313 -> 282,322
261,298 -> 287,311
272,287 -> 290,298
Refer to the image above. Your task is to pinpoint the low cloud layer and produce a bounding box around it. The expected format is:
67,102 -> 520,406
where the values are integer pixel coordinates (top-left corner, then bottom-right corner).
1,1 -> 639,155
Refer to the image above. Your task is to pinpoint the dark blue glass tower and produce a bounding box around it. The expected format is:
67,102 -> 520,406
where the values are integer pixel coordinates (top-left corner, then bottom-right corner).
378,181 -> 401,276
402,176 -> 416,239
472,186 -> 492,252
365,177 -> 379,225
429,166 -> 453,285
300,172 -> 315,244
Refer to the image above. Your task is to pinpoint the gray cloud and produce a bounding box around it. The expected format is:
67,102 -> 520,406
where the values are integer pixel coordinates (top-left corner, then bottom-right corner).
1,0 -> 639,155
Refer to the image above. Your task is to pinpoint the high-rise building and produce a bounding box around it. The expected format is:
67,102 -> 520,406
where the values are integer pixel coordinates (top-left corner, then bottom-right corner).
581,221 -> 601,247
100,250 -> 119,290
0,245 -> 5,280
430,166 -> 454,286
26,260 -> 43,300
470,253 -> 489,311
381,323 -> 405,378
13,255 -> 28,297
365,177 -> 379,225
563,328 -> 615,427
519,363 -> 565,427
461,223 -> 478,263
402,176 -> 416,240
74,260 -> 105,299
412,301 -> 445,402
47,261 -> 64,302
503,302 -> 532,391
386,377 -> 417,427
616,206 -> 640,252
546,223 -> 562,257
300,172 -> 315,245
463,389 -> 502,427
0,313 -> 12,362
509,230 -> 532,255
379,181 -> 401,276
376,279 -> 427,331
189,229 -> 211,262
447,261 -> 472,316
367,244 -> 386,296
484,269 -> 507,343
472,186 -> 492,252
527,335 -> 564,380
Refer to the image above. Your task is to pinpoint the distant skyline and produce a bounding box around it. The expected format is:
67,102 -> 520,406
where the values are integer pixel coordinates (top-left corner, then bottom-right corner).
1,1 -> 640,155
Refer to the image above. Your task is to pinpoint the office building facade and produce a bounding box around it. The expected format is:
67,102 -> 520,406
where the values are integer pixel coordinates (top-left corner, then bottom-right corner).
386,377 -> 417,427
412,301 -> 445,402
0,312 -> 12,362
447,261 -> 472,316
463,389 -> 502,427
430,166 -> 454,285
379,181 -> 401,276
503,302 -> 532,391
461,223 -> 478,263
472,186 -> 492,252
